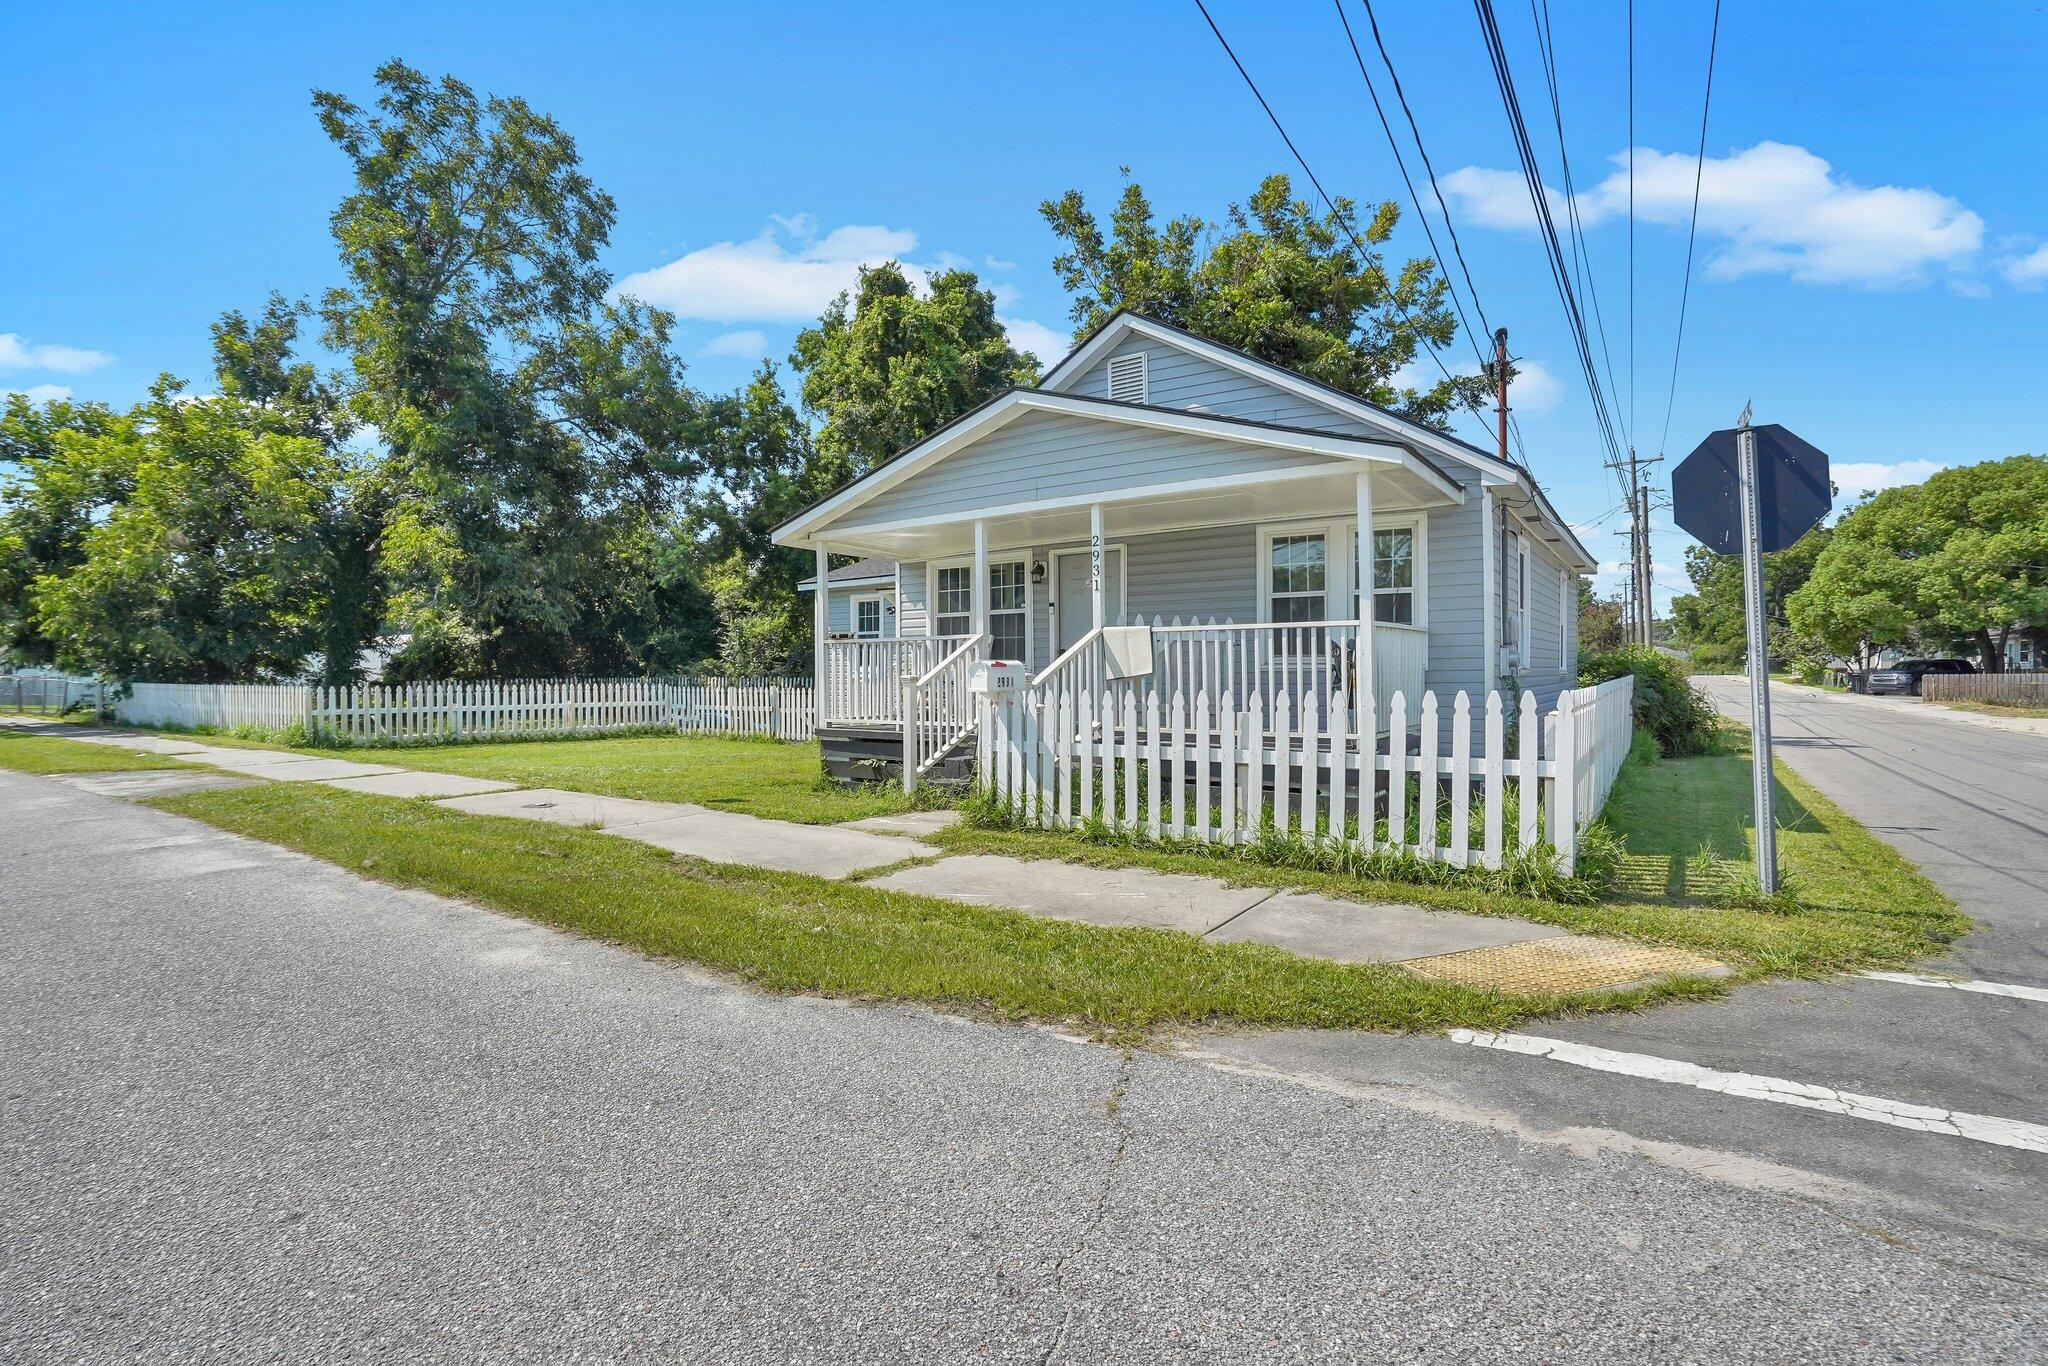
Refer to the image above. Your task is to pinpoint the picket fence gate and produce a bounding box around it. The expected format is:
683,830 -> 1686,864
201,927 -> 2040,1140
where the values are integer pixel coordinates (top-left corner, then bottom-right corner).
111,676 -> 816,744
978,677 -> 1633,875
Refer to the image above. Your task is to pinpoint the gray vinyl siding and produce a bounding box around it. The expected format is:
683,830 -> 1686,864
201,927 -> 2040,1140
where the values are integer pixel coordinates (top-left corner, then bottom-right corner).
1073,337 -> 1362,433
898,565 -> 929,638
822,582 -> 895,639
835,409 -> 1345,532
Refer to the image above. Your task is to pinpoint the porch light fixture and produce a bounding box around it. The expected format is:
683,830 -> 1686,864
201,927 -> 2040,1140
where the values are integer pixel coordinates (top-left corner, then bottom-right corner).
1030,559 -> 1048,585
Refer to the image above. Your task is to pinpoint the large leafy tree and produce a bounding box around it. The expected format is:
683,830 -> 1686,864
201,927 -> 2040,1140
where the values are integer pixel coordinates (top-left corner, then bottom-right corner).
1671,525 -> 1831,667
790,261 -> 1037,479
1788,455 -> 2048,669
1041,173 -> 1491,426
0,394 -> 131,666
30,380 -> 339,681
315,60 -> 701,679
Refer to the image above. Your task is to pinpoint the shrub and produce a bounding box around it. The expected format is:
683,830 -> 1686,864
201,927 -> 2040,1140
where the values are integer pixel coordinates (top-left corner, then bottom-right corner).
1580,647 -> 1717,757
1687,642 -> 1739,673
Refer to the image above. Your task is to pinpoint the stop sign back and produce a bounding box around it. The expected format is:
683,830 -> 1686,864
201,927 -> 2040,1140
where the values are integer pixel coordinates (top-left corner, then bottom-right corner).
1672,424 -> 1832,555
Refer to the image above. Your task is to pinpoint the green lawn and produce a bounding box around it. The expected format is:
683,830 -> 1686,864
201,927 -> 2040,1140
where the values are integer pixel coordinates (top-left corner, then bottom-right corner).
931,724 -> 1965,981
86,724 -> 923,826
0,726 -> 187,775
147,782 -> 1668,1038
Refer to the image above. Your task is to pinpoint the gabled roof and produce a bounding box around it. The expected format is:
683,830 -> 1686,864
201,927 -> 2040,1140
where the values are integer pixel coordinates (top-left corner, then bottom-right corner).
771,385 -> 1461,547
1037,311 -> 1594,570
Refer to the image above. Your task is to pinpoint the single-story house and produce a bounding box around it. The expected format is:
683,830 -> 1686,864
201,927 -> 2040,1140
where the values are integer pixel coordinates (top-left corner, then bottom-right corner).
774,311 -> 1596,783
797,556 -> 900,642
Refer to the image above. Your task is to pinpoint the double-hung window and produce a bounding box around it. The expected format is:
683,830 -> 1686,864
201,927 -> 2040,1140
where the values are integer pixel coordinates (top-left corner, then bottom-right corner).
1350,527 -> 1417,624
1268,534 -> 1328,623
853,595 -> 886,640
987,561 -> 1027,663
934,566 -> 972,639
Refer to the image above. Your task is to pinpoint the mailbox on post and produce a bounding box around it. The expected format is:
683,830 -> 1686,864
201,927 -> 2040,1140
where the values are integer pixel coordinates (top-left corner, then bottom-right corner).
969,660 -> 1028,696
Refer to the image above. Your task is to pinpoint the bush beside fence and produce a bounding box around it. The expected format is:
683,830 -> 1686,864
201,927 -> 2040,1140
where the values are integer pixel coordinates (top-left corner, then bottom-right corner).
978,678 -> 1633,876
108,676 -> 816,744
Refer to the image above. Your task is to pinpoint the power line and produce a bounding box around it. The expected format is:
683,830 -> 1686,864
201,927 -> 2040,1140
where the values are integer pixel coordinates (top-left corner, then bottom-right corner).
1657,0 -> 1722,458
1331,0 -> 1491,366
1190,0 -> 1497,441
1626,0 -> 1636,446
1470,0 -> 1627,471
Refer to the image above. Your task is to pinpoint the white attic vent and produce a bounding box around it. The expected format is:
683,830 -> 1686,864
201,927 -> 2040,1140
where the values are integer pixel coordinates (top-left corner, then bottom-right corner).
1106,351 -> 1148,404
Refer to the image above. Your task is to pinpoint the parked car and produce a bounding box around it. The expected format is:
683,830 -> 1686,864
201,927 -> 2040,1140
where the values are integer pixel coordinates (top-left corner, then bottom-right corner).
1863,658 -> 1976,696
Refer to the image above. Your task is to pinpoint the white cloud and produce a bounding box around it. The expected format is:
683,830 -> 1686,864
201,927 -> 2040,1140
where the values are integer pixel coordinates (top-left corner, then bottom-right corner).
2001,243 -> 2048,289
1000,317 -> 1072,367
1442,141 -> 1984,288
616,220 -> 923,323
0,333 -> 112,375
700,329 -> 769,359
5,383 -> 72,404
1831,458 -> 1947,503
1388,355 -> 1563,415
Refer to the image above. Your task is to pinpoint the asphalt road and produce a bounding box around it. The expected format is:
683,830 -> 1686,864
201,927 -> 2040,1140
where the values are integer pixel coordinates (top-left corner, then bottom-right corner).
1695,677 -> 2048,986
4,770 -> 2045,1362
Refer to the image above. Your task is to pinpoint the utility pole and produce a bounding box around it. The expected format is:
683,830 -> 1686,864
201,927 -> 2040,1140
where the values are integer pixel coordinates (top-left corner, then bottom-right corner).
1609,441 -> 1662,649
1493,327 -> 1510,466
1636,483 -> 1654,646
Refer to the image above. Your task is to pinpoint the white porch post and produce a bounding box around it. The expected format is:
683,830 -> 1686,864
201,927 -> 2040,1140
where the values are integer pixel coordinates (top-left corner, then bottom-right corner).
1480,488 -> 1498,695
971,518 -> 989,643
1354,470 -> 1374,723
813,541 -> 830,728
1089,503 -> 1105,629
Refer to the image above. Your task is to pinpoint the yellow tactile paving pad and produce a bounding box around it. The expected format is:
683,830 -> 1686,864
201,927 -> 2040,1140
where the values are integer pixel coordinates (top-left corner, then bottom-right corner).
1402,935 -> 1727,995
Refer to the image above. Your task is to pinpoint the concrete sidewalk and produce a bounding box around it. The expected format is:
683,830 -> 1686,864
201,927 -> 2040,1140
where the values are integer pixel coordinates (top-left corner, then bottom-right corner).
9,718 -> 1722,990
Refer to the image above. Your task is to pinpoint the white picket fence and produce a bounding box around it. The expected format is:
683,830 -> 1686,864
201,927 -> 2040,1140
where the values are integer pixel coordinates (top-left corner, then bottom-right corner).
111,676 -> 816,744
978,678 -> 1634,875
116,683 -> 309,731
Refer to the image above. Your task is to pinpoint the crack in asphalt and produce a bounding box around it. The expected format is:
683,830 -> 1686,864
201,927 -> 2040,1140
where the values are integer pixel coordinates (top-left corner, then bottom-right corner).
1039,1049 -> 1135,1366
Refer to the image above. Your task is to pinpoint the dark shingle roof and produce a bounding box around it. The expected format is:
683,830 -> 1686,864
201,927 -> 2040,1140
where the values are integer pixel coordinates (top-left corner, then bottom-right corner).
797,556 -> 897,591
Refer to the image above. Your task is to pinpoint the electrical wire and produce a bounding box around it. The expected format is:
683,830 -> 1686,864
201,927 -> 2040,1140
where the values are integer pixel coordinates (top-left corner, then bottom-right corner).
1656,0 -> 1722,459
1470,0 -> 1627,471
1191,0 -> 1500,443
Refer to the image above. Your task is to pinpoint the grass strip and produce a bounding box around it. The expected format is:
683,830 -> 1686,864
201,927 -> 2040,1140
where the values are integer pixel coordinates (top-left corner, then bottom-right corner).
146,782 -> 1712,1038
0,727 -> 188,775
91,723 -> 915,826
930,726 -> 1964,980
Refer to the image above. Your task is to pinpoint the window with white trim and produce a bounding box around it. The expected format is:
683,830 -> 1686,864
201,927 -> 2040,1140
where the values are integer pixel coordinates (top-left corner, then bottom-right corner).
1106,351 -> 1147,404
987,561 -> 1027,663
1350,527 -> 1417,624
1501,528 -> 1525,657
853,595 -> 886,640
934,565 -> 972,638
1267,533 -> 1328,623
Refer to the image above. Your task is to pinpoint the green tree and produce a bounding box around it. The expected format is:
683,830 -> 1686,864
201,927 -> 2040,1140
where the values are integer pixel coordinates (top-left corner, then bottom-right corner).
211,295 -> 389,685
1577,579 -> 1627,655
790,261 -> 1036,479
1671,525 -> 1831,668
0,394 -> 133,666
1788,455 -> 2048,670
30,380 -> 339,681
316,60 -> 701,679
1041,173 -> 1490,426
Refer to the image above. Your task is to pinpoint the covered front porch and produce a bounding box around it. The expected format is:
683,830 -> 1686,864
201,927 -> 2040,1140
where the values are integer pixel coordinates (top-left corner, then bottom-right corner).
807,453 -> 1460,785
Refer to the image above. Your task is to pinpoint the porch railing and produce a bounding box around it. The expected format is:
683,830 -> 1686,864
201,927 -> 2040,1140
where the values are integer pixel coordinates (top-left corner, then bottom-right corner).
821,636 -> 972,726
903,634 -> 986,791
1026,619 -> 1429,736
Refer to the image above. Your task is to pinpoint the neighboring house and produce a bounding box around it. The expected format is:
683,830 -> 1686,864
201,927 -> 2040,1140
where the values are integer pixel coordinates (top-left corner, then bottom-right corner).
797,557 -> 900,642
775,311 -> 1595,780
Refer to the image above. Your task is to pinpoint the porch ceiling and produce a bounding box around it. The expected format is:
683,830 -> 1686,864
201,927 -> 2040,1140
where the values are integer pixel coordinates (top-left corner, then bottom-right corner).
813,462 -> 1459,562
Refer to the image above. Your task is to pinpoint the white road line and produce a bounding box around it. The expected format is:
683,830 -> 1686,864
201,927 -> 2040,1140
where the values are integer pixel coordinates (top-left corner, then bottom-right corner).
1858,970 -> 2048,1004
1447,1029 -> 2048,1154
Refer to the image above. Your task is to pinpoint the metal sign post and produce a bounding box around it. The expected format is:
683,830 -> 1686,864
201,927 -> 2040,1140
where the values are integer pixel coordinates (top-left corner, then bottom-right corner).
1674,413 -> 1830,900
1734,410 -> 1779,893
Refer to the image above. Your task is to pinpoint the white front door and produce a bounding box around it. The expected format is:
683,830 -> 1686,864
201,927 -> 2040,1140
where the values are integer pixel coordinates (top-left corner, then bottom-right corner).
1054,548 -> 1124,653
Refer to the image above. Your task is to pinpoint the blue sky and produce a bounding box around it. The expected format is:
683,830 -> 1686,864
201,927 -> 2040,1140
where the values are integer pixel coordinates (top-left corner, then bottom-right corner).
6,1 -> 2045,606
